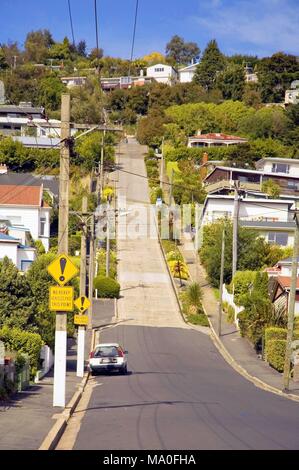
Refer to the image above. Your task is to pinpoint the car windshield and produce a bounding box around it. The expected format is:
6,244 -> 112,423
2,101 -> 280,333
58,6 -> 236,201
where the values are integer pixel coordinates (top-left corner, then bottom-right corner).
94,346 -> 120,358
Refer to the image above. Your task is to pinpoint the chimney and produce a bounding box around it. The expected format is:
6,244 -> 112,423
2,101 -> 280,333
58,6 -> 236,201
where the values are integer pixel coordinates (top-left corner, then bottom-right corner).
196,129 -> 202,136
200,152 -> 208,180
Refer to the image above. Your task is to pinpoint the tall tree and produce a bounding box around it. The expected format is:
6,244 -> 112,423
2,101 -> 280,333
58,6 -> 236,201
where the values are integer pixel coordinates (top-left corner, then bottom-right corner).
24,29 -> 54,63
257,52 -> 299,103
216,63 -> 245,100
166,35 -> 200,65
76,40 -> 87,57
193,39 -> 226,91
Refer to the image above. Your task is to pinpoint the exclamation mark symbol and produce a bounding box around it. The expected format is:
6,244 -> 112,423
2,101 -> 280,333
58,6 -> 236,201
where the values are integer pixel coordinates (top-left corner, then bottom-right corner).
59,257 -> 67,283
80,296 -> 85,312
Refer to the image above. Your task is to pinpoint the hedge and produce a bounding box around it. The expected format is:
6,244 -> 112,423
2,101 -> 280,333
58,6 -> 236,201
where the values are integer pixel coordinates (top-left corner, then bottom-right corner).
0,326 -> 43,375
94,276 -> 120,298
264,327 -> 287,345
265,339 -> 286,372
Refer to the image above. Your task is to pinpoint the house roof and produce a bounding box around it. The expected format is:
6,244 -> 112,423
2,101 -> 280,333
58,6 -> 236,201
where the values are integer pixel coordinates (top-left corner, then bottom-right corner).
0,173 -> 59,198
12,136 -> 61,149
239,220 -> 296,229
0,105 -> 44,115
277,276 -> 299,290
0,233 -> 20,243
178,63 -> 199,72
204,165 -> 299,182
189,133 -> 247,141
0,185 -> 42,206
277,257 -> 299,266
256,157 -> 299,165
204,194 -> 294,206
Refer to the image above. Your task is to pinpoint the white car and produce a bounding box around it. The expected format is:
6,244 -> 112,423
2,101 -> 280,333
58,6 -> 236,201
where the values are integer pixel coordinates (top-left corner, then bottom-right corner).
89,343 -> 128,375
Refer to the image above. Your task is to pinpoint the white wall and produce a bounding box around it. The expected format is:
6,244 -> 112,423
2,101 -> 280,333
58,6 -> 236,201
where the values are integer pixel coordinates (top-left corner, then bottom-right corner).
17,247 -> 36,271
203,198 -> 289,225
179,70 -> 194,83
0,242 -> 18,264
263,160 -> 299,177
146,64 -> 177,85
0,206 -> 50,251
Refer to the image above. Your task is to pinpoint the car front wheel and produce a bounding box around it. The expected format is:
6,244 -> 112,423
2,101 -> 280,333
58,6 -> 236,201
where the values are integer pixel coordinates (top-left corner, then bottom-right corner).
120,365 -> 127,375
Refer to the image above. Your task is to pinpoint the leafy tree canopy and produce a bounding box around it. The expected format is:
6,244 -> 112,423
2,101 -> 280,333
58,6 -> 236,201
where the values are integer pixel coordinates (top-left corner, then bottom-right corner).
166,35 -> 200,65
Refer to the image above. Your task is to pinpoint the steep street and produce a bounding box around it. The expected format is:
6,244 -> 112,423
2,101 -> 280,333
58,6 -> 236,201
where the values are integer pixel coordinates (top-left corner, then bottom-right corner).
57,139 -> 299,451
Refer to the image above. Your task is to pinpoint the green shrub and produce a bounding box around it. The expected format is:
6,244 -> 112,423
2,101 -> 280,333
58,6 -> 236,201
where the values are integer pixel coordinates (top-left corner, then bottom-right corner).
265,327 -> 287,345
187,313 -> 210,327
94,276 -> 120,298
265,339 -> 286,372
0,326 -> 43,375
166,250 -> 183,262
227,305 -> 235,324
230,271 -> 257,306
161,239 -> 180,254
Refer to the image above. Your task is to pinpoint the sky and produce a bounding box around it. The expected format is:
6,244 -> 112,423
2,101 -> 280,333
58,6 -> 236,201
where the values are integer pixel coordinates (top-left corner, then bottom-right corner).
0,0 -> 298,59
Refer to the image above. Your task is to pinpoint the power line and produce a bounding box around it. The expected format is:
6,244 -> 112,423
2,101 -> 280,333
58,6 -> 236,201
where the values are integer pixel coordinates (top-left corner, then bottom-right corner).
94,0 -> 100,69
128,0 -> 139,77
67,0 -> 76,47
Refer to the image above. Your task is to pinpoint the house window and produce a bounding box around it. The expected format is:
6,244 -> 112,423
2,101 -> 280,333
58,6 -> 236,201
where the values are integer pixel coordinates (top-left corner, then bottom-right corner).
40,217 -> 46,236
268,232 -> 288,246
21,260 -> 33,272
272,163 -> 290,174
287,181 -> 299,190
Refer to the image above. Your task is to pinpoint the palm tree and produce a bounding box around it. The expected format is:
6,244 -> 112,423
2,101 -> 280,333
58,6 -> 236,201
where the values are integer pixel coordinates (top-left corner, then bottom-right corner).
185,282 -> 202,309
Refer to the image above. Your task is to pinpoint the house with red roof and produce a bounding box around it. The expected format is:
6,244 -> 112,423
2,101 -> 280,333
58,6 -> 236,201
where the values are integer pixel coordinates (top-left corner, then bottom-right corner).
270,276 -> 299,317
0,183 -> 51,252
188,131 -> 248,148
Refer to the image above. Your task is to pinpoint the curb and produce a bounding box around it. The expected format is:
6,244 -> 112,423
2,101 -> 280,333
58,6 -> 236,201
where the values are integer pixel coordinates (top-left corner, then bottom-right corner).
207,316 -> 299,403
39,329 -> 95,450
39,372 -> 89,450
177,245 -> 299,403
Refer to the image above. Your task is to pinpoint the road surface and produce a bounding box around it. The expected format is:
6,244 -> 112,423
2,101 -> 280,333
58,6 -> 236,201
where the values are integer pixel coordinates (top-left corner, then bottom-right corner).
57,138 -> 299,450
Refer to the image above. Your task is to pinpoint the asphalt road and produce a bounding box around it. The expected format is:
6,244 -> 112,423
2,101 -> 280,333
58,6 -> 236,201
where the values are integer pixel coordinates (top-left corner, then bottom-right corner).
58,138 -> 299,450
73,324 -> 299,450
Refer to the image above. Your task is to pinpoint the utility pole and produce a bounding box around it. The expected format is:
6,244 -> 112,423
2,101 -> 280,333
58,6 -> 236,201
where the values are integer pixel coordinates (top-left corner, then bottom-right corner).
160,137 -> 164,190
53,93 -> 70,407
13,55 -> 17,70
283,207 -> 299,391
100,129 -> 106,199
88,214 -> 95,330
77,196 -> 88,378
169,168 -> 174,207
232,181 -> 240,280
218,228 -> 225,337
106,200 -> 111,277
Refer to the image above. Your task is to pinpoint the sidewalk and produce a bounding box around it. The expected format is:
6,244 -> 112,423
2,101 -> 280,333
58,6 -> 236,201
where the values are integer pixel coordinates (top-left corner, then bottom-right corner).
179,238 -> 299,399
0,338 -> 82,450
0,299 -> 115,450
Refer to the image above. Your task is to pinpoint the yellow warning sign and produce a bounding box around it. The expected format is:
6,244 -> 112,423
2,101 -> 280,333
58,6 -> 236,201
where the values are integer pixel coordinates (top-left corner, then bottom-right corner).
47,253 -> 79,286
74,296 -> 91,313
74,314 -> 88,326
49,286 -> 74,311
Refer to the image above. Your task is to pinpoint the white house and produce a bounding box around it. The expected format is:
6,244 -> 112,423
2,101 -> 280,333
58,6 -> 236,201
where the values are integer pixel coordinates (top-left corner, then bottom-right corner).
199,195 -> 295,247
178,63 -> 199,83
188,132 -> 248,148
146,64 -> 178,85
0,232 -> 36,272
61,76 -> 87,88
256,158 -> 299,177
0,184 -> 51,251
285,80 -> 299,105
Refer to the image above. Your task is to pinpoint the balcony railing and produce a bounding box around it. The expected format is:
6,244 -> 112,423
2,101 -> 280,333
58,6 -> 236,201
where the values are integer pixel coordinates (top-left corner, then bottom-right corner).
205,180 -> 261,193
